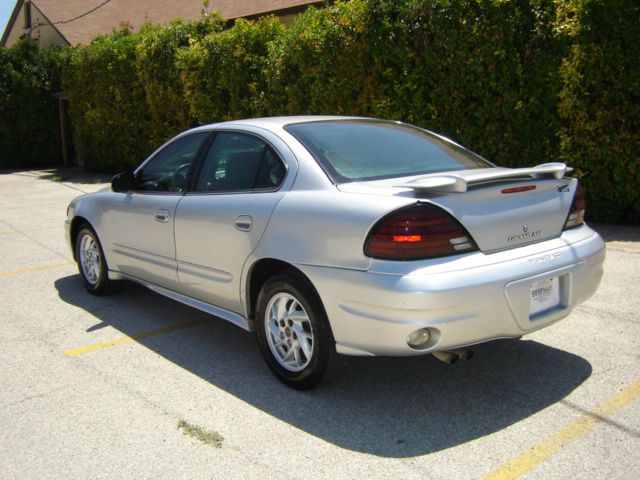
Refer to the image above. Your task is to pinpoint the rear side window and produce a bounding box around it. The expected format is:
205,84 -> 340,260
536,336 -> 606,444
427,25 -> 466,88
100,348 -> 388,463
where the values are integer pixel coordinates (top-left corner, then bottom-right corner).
194,132 -> 286,193
285,120 -> 491,183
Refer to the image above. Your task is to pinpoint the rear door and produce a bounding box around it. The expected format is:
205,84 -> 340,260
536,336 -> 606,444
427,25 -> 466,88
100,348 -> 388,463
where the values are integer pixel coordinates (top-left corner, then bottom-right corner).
174,130 -> 289,314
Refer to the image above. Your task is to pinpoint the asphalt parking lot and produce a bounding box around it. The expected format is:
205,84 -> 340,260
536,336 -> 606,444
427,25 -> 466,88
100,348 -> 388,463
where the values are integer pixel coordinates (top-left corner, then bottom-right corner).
0,169 -> 638,479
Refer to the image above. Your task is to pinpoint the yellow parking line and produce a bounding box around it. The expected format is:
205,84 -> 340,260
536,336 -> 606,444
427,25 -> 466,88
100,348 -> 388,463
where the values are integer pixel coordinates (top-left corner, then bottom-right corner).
0,262 -> 73,277
484,377 -> 640,480
63,319 -> 206,357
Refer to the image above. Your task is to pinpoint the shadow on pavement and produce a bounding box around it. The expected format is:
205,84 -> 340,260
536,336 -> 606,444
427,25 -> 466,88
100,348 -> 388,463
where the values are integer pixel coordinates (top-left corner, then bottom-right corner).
591,223 -> 640,244
55,274 -> 592,458
4,167 -> 112,185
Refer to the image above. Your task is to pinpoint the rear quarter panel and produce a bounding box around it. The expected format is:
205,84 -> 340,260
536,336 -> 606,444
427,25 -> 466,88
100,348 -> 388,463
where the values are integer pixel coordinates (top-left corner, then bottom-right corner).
251,190 -> 413,270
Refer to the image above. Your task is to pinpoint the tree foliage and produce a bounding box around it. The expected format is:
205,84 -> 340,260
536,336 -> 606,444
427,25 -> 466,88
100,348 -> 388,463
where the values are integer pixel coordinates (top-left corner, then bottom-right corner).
0,39 -> 63,168
557,0 -> 640,223
2,1 -> 637,222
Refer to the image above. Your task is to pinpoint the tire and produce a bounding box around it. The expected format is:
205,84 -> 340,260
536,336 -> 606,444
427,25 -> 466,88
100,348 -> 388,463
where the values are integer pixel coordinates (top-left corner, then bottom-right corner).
75,225 -> 111,295
256,270 -> 337,390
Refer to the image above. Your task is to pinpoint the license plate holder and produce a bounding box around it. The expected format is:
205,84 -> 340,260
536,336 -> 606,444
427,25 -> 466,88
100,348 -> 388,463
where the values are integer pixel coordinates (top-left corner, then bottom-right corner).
530,276 -> 560,318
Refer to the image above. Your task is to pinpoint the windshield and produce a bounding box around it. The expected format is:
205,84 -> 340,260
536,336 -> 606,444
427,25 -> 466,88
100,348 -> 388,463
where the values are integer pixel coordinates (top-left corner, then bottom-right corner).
284,120 -> 492,183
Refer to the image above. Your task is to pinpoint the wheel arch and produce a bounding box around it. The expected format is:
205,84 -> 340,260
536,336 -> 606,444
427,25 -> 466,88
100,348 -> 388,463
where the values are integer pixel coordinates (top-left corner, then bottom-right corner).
69,216 -> 92,261
246,258 -> 325,323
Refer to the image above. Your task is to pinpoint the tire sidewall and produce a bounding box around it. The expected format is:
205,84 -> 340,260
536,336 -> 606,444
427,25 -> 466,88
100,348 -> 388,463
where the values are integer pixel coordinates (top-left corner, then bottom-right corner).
75,226 -> 109,295
256,272 -> 334,389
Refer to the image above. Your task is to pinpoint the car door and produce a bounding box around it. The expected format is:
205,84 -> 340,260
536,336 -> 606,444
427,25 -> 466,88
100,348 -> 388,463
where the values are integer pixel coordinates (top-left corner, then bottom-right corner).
174,130 -> 289,314
103,131 -> 210,289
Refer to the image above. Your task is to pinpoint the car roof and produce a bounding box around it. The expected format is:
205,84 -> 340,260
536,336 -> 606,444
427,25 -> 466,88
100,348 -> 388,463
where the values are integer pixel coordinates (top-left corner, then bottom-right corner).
191,115 -> 372,132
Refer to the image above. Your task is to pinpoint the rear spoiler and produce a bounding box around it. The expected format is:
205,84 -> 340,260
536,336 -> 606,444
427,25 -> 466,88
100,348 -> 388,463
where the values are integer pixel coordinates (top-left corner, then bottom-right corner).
396,163 -> 572,193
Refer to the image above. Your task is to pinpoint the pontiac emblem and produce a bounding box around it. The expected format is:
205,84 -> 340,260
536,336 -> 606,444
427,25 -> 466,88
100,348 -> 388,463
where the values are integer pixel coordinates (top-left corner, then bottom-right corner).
522,225 -> 529,233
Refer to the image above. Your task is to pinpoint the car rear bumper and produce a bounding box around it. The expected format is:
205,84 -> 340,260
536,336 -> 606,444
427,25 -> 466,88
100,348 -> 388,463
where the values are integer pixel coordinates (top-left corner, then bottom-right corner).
297,225 -> 605,356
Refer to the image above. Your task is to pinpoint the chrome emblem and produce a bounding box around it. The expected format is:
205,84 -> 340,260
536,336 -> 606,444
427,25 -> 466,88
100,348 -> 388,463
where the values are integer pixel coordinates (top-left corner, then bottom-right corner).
508,225 -> 541,242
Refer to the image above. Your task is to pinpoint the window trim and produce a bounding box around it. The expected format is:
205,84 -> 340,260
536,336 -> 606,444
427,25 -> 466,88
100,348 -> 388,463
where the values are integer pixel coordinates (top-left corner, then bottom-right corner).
185,129 -> 289,196
131,131 -> 213,195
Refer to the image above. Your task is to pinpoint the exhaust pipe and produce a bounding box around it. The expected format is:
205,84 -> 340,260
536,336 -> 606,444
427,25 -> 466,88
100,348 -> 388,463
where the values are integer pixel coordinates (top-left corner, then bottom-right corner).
432,348 -> 474,364
449,348 -> 474,361
432,351 -> 458,364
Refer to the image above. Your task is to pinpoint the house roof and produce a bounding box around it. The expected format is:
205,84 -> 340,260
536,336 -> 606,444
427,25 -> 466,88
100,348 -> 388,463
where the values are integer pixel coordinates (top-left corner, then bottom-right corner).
4,0 -> 320,46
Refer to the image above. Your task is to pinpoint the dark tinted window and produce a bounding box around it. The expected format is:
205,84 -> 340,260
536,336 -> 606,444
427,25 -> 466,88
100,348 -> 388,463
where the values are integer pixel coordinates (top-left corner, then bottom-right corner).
194,132 -> 286,192
137,133 -> 208,192
285,120 -> 491,183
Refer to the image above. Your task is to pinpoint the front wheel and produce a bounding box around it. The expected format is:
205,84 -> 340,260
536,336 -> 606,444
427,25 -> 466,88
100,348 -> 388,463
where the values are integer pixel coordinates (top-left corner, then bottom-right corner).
256,270 -> 336,390
75,225 -> 111,295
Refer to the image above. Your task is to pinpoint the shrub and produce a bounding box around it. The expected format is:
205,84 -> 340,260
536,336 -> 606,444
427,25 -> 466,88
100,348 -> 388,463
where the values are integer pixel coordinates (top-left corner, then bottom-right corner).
136,18 -> 225,148
179,16 -> 285,123
55,0 -> 637,221
557,0 -> 640,223
63,27 -> 149,172
0,39 -> 63,169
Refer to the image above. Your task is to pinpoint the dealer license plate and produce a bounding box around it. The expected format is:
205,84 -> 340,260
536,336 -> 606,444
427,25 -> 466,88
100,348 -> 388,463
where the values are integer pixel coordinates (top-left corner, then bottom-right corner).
530,277 -> 560,317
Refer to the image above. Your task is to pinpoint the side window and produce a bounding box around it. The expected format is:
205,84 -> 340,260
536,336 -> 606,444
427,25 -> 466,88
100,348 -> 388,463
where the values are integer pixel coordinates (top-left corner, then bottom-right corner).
137,132 -> 208,192
195,132 -> 286,193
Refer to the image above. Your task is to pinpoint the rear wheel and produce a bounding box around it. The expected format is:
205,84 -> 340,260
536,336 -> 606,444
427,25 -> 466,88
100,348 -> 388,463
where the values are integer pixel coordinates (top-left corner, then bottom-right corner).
256,270 -> 336,389
75,225 -> 111,295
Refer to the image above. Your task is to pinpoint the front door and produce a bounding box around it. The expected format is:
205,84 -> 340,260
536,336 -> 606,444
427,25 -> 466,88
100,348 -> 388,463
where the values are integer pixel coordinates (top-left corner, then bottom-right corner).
103,132 -> 210,289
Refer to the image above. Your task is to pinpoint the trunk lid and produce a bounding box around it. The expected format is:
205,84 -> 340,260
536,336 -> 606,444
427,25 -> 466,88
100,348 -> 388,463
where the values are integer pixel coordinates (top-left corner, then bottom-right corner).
338,163 -> 576,253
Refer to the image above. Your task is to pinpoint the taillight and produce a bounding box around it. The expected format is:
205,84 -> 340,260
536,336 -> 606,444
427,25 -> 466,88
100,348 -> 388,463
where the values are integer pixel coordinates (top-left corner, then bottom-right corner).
563,185 -> 585,230
364,203 -> 478,260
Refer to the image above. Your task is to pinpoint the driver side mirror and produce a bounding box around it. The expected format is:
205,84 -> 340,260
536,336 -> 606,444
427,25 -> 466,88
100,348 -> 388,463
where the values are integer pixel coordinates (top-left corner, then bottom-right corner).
111,171 -> 136,193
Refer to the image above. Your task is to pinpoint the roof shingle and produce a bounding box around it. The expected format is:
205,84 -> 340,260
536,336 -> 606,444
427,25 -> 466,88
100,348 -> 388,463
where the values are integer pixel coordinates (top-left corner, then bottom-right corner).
32,0 -> 318,45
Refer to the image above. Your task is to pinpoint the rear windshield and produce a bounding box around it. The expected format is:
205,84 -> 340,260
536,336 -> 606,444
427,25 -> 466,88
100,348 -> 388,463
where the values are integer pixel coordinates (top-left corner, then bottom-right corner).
284,120 -> 492,183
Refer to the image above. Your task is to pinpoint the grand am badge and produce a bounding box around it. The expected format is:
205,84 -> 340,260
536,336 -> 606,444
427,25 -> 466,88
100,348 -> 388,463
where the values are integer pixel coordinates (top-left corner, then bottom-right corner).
508,225 -> 541,242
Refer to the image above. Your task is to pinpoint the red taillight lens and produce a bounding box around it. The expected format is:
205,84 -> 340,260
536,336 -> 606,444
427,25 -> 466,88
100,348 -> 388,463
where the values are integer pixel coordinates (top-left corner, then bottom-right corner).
364,203 -> 478,260
563,185 -> 585,230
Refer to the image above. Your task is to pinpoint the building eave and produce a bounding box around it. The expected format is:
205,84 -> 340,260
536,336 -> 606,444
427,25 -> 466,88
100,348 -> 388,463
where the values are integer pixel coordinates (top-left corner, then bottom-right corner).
1,0 -> 25,47
31,1 -> 71,47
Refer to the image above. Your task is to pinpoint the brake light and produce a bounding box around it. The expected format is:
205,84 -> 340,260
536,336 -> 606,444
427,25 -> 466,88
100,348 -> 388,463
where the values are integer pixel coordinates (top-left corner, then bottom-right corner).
501,185 -> 536,194
364,203 -> 478,260
563,185 -> 585,230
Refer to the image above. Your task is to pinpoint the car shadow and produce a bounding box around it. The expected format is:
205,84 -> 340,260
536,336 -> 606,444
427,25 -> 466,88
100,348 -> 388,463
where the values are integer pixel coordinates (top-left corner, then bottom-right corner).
55,274 -> 592,458
591,223 -> 640,243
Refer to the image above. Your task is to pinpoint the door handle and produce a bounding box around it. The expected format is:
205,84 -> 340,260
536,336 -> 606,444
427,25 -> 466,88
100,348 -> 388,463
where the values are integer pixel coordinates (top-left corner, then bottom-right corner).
155,209 -> 170,223
234,215 -> 253,232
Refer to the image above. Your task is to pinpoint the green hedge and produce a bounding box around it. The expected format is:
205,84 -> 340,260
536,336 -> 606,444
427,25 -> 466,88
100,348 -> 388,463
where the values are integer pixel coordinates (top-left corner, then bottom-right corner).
557,0 -> 640,223
63,0 -> 566,173
63,18 -> 222,172
63,27 -> 148,172
0,39 -> 63,168
268,0 -> 564,169
136,18 -> 225,148
179,16 -> 285,122
3,0 -> 637,222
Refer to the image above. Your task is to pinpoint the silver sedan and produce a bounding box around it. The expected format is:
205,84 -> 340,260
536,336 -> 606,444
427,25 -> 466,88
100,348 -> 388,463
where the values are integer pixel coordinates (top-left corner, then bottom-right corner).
65,117 -> 605,389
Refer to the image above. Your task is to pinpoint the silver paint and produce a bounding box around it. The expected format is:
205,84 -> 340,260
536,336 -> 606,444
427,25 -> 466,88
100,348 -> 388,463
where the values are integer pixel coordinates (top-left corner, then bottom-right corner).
66,116 -> 606,357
